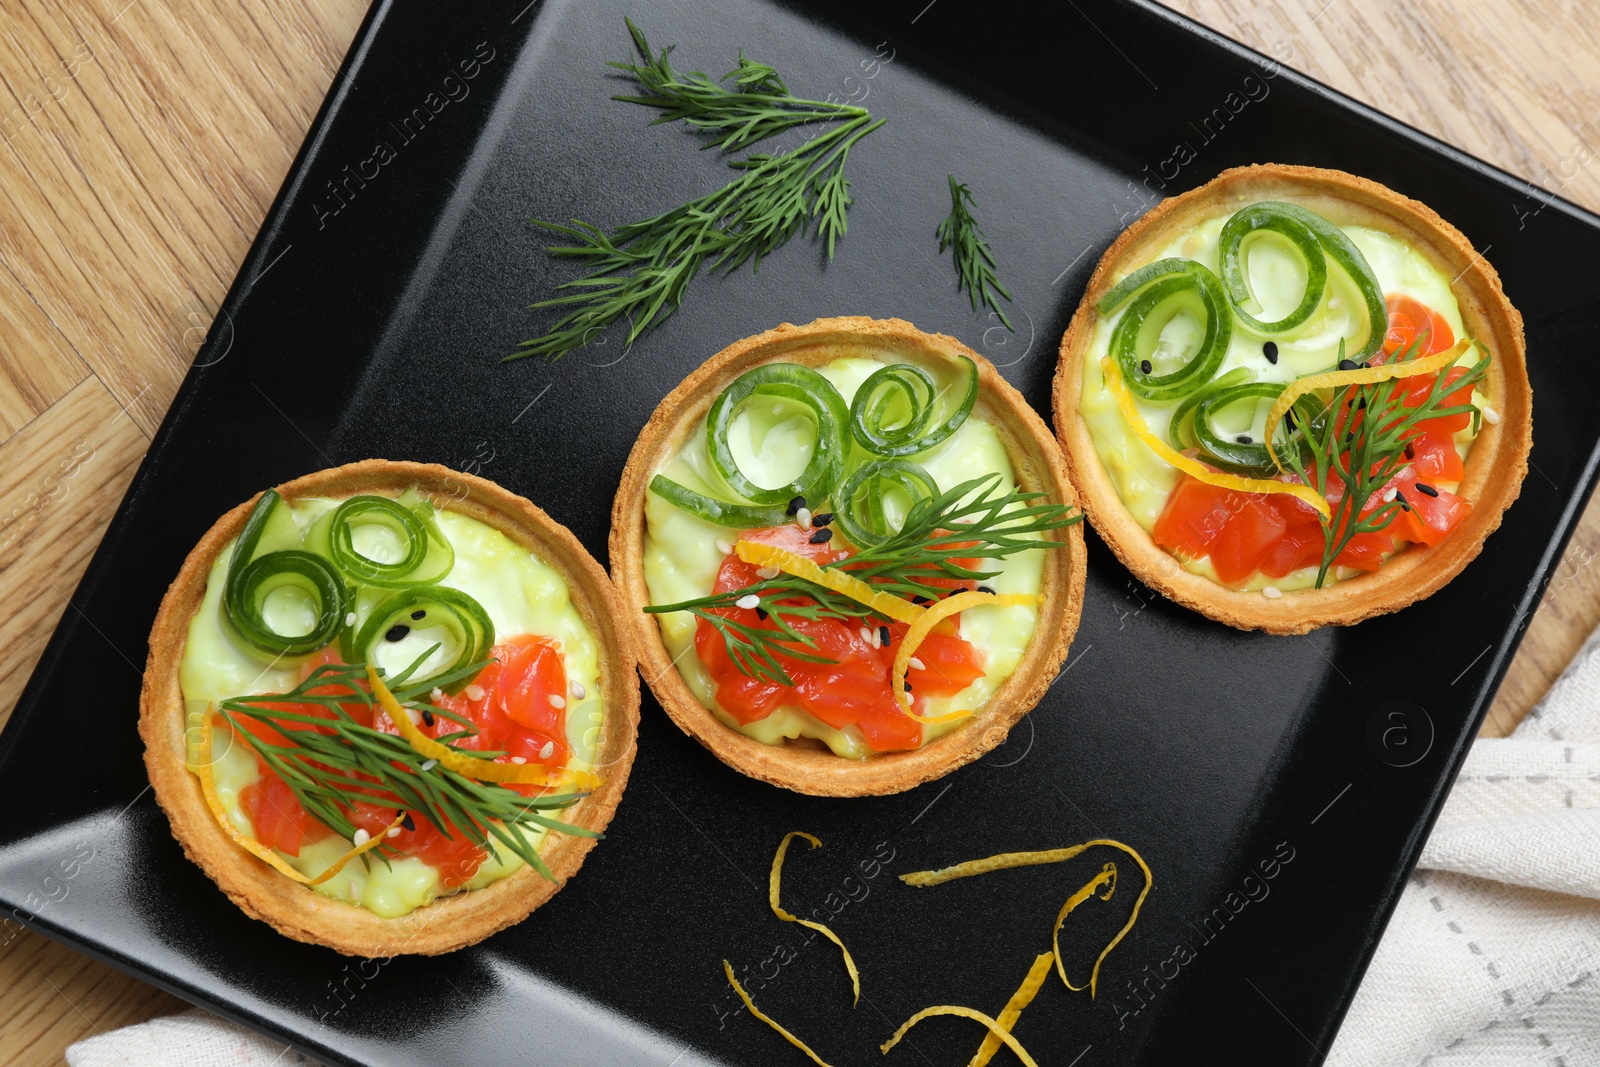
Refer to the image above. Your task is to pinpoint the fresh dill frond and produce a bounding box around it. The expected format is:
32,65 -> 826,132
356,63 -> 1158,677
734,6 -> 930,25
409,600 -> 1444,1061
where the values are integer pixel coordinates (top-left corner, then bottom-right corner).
1280,336 -> 1489,587
513,19 -> 884,363
216,660 -> 593,879
645,474 -> 1080,685
936,173 -> 1014,331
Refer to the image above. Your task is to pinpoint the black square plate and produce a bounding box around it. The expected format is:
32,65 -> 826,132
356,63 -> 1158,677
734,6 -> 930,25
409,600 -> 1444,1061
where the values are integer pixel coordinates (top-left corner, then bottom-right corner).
4,1 -> 1598,1063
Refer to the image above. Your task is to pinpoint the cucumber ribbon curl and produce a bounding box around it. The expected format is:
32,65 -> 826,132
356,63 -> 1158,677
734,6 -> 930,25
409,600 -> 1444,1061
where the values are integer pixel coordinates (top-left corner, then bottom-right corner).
222,489 -> 489,676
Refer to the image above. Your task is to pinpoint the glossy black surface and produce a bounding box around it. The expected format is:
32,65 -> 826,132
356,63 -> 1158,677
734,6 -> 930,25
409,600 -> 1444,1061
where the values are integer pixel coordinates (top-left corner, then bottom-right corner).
2,1 -> 1597,1064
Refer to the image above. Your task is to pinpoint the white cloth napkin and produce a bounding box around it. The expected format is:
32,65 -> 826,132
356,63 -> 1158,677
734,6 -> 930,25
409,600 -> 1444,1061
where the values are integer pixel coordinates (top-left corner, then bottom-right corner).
69,630 -> 1600,1067
66,1007 -> 322,1066
1329,624 -> 1600,1066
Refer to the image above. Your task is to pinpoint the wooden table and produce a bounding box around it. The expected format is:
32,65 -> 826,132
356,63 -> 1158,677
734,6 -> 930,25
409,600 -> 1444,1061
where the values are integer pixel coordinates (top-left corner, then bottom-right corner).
0,0 -> 1596,1061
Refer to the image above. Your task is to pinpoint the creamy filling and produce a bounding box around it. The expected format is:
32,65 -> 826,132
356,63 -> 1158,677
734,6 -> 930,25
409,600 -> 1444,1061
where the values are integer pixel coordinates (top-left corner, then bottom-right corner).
1079,216 -> 1486,589
180,499 -> 604,918
642,356 -> 1045,760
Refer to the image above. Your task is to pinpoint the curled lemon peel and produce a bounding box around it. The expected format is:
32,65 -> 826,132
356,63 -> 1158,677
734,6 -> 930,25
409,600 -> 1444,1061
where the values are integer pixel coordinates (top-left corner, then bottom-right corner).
1054,863 -> 1119,993
196,708 -> 402,886
968,951 -> 1055,1067
366,664 -> 601,789
734,540 -> 925,624
900,838 -> 1154,998
771,832 -> 861,1005
1262,338 -> 1471,472
1100,355 -> 1330,518
891,590 -> 1039,717
723,960 -> 837,1067
880,1005 -> 1039,1067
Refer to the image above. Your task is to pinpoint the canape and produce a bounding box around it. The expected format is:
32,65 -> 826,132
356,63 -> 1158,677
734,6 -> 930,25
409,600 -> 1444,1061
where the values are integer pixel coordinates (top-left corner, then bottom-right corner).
612,317 -> 1085,796
141,460 -> 639,955
1054,164 -> 1531,633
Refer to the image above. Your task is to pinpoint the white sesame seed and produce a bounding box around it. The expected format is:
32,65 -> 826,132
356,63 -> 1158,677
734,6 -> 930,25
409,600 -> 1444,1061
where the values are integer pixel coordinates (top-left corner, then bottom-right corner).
345,611 -> 357,627
797,507 -> 812,530
1483,405 -> 1501,426
1382,487 -> 1398,503
871,628 -> 882,649
735,594 -> 761,610
548,694 -> 566,708
909,656 -> 927,671
405,707 -> 422,725
510,756 -> 527,764
859,626 -> 873,646
386,825 -> 402,838
539,741 -> 555,759
430,687 -> 444,702
715,538 -> 733,554
352,829 -> 370,846
756,565 -> 780,579
570,681 -> 586,700
465,684 -> 485,701
1262,585 -> 1283,600
420,759 -> 438,772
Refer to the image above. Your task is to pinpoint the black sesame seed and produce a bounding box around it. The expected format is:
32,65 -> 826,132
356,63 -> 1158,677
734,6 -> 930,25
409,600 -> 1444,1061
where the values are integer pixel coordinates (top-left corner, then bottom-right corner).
384,624 -> 410,642
1414,482 -> 1439,498
756,607 -> 768,621
1263,341 -> 1279,364
1338,358 -> 1358,371
401,813 -> 415,831
903,680 -> 913,692
1139,359 -> 1152,374
977,585 -> 996,595
813,512 -> 834,527
912,595 -> 930,606
1404,443 -> 1416,460
879,626 -> 891,646
808,528 -> 833,544
1396,490 -> 1410,511
421,709 -> 435,727
786,495 -> 807,516
1236,434 -> 1253,445
410,609 -> 426,621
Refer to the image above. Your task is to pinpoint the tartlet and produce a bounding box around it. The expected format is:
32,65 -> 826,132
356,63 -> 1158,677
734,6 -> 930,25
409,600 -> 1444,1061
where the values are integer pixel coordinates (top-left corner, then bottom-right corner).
1053,164 -> 1532,633
612,316 -> 1086,797
140,460 -> 640,955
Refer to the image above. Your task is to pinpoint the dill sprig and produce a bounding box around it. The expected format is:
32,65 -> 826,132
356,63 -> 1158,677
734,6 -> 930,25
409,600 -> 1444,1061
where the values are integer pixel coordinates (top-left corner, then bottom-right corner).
645,474 -> 1080,685
215,658 -> 594,880
1280,335 -> 1489,587
512,20 -> 884,362
936,174 -> 1014,331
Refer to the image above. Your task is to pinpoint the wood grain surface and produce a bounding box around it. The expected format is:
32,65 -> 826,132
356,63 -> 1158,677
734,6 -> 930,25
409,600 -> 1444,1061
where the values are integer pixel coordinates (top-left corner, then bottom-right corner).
0,0 -> 1595,1062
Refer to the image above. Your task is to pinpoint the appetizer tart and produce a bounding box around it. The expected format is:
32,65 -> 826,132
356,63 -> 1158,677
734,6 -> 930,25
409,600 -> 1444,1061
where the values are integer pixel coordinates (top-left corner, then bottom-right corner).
141,461 -> 639,955
1054,164 -> 1531,633
612,317 -> 1086,797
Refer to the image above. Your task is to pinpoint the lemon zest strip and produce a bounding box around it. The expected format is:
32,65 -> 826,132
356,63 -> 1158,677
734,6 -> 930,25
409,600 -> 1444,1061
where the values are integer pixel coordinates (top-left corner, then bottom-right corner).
880,1005 -> 1039,1067
1055,863 -> 1119,993
900,838 -> 1154,998
196,708 -> 402,886
367,665 -> 600,789
1100,356 -> 1330,518
968,952 -> 1055,1067
770,832 -> 861,1005
1262,338 -> 1470,472
734,540 -> 924,625
891,590 -> 1039,717
723,960 -> 838,1067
